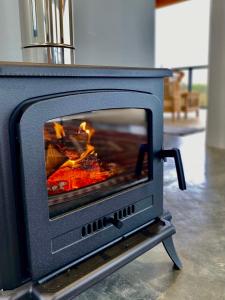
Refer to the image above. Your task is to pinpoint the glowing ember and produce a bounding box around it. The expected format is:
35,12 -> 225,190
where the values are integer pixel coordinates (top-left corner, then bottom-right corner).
47,160 -> 111,195
45,120 -> 114,195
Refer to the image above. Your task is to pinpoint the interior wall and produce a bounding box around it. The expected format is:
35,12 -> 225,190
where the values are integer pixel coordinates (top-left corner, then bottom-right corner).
207,0 -> 225,149
73,0 -> 155,67
0,0 -> 155,67
0,0 -> 22,62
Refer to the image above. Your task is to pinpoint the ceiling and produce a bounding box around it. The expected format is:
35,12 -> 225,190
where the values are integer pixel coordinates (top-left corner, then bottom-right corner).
156,0 -> 188,9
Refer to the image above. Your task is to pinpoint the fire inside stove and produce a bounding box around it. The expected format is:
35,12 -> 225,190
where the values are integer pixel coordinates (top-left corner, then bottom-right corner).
44,109 -> 150,217
46,121 -> 118,194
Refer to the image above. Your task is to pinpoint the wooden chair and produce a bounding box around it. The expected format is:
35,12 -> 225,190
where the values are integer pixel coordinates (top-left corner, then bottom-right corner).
180,90 -> 200,119
164,70 -> 184,120
164,70 -> 200,119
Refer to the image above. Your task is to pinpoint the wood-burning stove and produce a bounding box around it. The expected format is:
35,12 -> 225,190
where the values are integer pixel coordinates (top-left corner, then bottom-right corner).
0,63 -> 186,299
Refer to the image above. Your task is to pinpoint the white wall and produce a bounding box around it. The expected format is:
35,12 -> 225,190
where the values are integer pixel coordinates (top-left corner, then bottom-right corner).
155,0 -> 210,69
73,0 -> 155,67
207,0 -> 225,149
0,0 -> 22,62
0,0 -> 155,67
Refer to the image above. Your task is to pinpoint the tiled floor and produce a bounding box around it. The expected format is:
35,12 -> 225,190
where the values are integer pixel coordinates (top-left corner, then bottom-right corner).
77,131 -> 225,300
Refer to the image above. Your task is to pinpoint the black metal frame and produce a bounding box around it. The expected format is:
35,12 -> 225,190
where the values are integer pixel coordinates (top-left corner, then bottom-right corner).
173,65 -> 208,92
0,63 -> 185,294
14,90 -> 163,280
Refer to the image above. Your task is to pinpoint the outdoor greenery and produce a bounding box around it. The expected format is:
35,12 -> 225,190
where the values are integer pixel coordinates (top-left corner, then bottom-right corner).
192,84 -> 208,108
181,83 -> 208,108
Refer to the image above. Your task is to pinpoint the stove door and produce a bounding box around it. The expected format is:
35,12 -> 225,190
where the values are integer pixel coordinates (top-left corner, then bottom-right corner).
15,90 -> 163,280
45,108 -> 150,218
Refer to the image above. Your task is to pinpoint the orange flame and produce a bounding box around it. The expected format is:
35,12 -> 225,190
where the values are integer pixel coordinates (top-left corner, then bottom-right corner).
61,121 -> 95,168
46,120 -> 113,195
54,122 -> 65,139
79,121 -> 95,143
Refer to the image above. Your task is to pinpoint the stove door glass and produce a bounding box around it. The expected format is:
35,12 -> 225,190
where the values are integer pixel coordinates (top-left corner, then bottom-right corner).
44,108 -> 150,218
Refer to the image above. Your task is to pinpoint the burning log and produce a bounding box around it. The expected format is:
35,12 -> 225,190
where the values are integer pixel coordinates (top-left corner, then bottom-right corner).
45,144 -> 67,177
45,120 -> 115,195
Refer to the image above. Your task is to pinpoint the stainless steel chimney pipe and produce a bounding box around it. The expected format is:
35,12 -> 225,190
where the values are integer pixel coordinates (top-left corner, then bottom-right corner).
19,0 -> 75,64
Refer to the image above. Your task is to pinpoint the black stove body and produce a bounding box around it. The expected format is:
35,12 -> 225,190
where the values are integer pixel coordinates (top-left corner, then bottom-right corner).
0,63 -> 186,299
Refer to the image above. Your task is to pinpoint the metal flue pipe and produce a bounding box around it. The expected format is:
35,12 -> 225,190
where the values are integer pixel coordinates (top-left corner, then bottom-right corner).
19,0 -> 75,64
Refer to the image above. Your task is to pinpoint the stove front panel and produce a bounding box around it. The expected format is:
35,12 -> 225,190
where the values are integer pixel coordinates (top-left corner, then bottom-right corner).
44,108 -> 150,218
16,90 -> 163,280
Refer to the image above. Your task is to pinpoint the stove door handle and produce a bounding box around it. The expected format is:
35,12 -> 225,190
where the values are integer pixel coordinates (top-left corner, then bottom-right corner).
159,148 -> 186,190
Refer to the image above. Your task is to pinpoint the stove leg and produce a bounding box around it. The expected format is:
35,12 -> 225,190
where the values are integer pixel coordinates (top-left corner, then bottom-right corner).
162,235 -> 182,270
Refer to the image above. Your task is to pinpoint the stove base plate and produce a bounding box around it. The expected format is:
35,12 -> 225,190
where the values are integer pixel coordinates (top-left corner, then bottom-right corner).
2,211 -> 182,300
